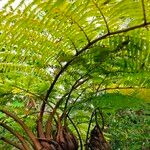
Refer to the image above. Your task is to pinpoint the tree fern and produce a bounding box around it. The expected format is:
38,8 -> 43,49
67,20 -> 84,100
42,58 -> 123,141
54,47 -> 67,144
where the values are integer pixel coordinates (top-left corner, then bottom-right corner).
0,0 -> 150,149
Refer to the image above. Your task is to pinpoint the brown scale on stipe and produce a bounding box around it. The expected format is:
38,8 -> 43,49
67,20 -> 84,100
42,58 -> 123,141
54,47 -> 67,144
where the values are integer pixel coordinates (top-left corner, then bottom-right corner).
56,117 -> 78,150
85,108 -> 111,150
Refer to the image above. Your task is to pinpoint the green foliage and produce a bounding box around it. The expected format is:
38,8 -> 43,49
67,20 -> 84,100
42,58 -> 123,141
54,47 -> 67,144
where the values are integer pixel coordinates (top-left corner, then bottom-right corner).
107,107 -> 150,150
0,0 -> 150,149
92,92 -> 144,112
70,92 -> 149,149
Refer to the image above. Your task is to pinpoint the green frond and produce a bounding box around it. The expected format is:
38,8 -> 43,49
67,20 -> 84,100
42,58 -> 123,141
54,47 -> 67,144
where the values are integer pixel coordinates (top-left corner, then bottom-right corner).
0,1 -> 150,148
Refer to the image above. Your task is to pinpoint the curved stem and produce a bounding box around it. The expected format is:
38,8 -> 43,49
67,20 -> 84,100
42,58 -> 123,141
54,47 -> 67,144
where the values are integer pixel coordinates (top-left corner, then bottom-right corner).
85,110 -> 95,150
0,109 -> 42,150
92,0 -> 110,33
98,109 -> 105,130
45,76 -> 89,139
94,108 -> 105,130
71,18 -> 90,43
63,78 -> 89,125
141,0 -> 147,24
67,115 -> 83,150
0,137 -> 24,150
64,88 -> 87,120
0,122 -> 30,150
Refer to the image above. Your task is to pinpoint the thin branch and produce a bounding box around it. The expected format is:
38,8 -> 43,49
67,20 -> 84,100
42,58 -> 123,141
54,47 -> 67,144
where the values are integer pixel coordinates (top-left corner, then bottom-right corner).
141,0 -> 147,24
68,37 -> 78,54
65,88 -> 87,118
38,59 -> 73,130
85,108 -> 105,149
95,109 -> 105,130
63,78 -> 89,125
98,109 -> 105,130
85,109 -> 95,150
67,115 -> 83,150
95,75 -> 109,96
92,0 -> 110,33
0,137 -> 24,150
45,75 -> 89,139
0,109 -> 42,150
44,95 -> 68,139
72,19 -> 91,43
64,78 -> 89,109
78,22 -> 150,56
0,122 -> 30,150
